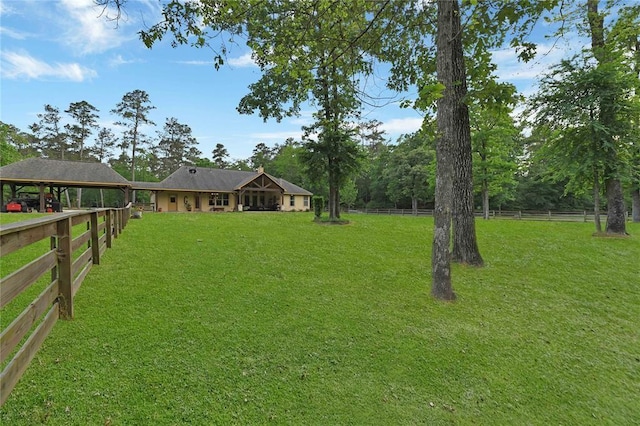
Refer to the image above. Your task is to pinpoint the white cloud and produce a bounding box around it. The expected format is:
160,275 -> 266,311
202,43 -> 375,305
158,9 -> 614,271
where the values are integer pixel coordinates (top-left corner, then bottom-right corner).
109,54 -> 142,68
492,37 -> 588,94
249,130 -> 303,141
176,54 -> 257,67
0,26 -> 30,40
289,110 -> 314,126
58,0 -> 133,54
1,50 -> 97,81
176,60 -> 216,66
228,52 -> 257,68
0,1 -> 15,15
380,117 -> 423,135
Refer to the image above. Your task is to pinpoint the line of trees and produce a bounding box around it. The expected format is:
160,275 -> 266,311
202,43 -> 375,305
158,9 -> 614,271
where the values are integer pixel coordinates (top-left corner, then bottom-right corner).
2,94 -> 633,215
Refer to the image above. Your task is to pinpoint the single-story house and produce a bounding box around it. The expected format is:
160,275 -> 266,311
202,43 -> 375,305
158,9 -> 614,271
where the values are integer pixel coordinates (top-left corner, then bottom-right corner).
132,166 -> 312,212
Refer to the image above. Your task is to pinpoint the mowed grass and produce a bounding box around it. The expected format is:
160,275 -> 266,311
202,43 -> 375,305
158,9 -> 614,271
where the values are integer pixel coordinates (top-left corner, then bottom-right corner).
1,212 -> 639,425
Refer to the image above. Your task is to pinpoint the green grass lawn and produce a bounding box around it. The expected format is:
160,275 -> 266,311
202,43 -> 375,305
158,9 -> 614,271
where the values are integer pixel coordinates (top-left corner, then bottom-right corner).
1,213 -> 639,425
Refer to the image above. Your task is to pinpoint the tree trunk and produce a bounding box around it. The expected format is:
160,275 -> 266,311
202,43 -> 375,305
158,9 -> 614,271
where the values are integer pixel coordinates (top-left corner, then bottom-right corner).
605,178 -> 627,234
328,168 -> 340,220
482,183 -> 489,220
431,0 -> 459,301
64,188 -> 72,209
447,1 -> 483,267
412,196 -> 418,215
131,118 -> 139,204
632,188 -> 640,223
593,172 -> 602,233
451,133 -> 483,264
588,0 -> 626,235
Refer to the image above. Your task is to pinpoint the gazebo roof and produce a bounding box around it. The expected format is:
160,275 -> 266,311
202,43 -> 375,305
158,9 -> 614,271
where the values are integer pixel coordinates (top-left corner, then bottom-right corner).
0,158 -> 131,188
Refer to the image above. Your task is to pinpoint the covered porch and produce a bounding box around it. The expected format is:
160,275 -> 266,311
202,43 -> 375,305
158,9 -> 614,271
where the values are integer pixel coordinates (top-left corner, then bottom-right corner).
236,172 -> 285,211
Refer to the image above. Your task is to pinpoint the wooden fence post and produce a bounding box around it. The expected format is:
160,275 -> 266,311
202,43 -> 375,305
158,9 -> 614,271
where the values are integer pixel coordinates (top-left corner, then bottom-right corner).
106,210 -> 113,248
114,209 -> 120,239
50,235 -> 58,283
56,216 -> 73,319
90,211 -> 100,265
124,206 -> 130,228
118,209 -> 123,235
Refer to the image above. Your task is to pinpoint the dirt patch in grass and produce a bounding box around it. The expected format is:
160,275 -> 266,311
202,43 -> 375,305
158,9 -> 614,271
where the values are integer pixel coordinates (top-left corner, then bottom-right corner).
313,217 -> 350,225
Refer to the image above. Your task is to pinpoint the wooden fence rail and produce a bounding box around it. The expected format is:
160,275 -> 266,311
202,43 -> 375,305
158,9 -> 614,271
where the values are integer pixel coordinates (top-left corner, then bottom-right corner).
0,206 -> 131,406
352,209 -> 631,222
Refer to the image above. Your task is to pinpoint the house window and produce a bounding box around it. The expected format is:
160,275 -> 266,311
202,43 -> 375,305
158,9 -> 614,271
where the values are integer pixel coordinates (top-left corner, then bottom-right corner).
290,195 -> 295,207
209,193 -> 229,206
303,196 -> 309,207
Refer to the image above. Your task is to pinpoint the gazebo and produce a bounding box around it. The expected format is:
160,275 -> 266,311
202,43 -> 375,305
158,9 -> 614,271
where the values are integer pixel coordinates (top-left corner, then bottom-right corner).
0,158 -> 132,211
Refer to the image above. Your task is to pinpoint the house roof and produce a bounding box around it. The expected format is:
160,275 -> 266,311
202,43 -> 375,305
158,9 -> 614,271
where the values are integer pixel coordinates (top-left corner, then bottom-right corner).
0,158 -> 131,188
0,159 -> 312,196
132,166 -> 312,195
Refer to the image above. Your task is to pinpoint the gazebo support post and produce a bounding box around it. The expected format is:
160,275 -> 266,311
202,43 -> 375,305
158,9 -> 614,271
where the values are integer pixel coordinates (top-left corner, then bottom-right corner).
39,183 -> 45,212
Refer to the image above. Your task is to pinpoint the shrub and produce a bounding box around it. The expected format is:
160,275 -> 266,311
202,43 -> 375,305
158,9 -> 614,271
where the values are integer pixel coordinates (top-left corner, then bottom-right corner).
312,196 -> 324,219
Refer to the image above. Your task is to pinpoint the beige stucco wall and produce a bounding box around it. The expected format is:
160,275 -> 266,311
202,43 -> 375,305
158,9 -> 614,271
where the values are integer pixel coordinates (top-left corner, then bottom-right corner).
155,191 -> 237,212
281,194 -> 310,212
154,191 -> 309,212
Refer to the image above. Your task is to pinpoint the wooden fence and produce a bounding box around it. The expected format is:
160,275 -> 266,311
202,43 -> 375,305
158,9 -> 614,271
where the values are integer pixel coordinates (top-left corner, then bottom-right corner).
351,209 -> 630,222
0,206 -> 131,406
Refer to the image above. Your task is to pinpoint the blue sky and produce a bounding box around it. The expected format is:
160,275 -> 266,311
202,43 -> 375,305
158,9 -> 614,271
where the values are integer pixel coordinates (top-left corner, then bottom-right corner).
1,0 -> 577,161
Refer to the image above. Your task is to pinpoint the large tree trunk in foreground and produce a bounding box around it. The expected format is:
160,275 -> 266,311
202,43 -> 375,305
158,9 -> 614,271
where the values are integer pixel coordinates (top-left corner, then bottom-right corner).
431,0 -> 462,301
588,0 -> 626,235
451,122 -> 483,264
452,141 -> 483,265
605,178 -> 627,234
447,5 -> 483,266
